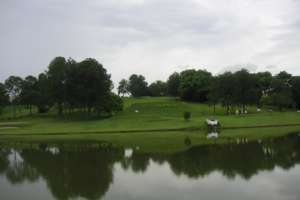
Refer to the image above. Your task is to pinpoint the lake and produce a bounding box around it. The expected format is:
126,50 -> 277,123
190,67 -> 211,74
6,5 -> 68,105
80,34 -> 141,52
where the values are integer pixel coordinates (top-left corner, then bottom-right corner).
1,133 -> 300,200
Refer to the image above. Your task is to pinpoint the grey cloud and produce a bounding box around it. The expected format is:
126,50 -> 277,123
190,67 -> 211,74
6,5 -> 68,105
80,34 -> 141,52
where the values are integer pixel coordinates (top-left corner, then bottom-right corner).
1,0 -> 300,84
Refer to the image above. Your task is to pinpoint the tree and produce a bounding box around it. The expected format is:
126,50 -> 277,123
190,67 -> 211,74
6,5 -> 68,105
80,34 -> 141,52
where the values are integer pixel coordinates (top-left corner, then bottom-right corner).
215,72 -> 236,114
148,81 -> 167,97
291,76 -> 300,109
19,75 -> 38,114
261,76 -> 295,111
207,77 -> 219,114
233,69 -> 258,112
74,58 -> 113,114
179,69 -> 212,102
35,73 -> 52,113
117,79 -> 129,96
276,71 -> 292,84
167,72 -> 180,96
47,57 -> 68,115
128,74 -> 148,97
183,111 -> 191,121
254,72 -> 273,106
0,83 -> 9,115
4,76 -> 23,118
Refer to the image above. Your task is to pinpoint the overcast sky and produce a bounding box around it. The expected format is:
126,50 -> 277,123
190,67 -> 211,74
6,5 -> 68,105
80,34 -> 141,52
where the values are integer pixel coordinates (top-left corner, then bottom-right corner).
1,0 -> 300,86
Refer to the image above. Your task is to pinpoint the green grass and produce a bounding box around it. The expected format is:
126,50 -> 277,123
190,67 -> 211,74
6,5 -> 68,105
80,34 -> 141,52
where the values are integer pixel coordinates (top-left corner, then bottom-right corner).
1,97 -> 300,153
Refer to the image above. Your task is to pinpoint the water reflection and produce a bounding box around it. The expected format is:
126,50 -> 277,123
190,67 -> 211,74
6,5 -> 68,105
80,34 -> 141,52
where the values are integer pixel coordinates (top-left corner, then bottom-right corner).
0,133 -> 300,200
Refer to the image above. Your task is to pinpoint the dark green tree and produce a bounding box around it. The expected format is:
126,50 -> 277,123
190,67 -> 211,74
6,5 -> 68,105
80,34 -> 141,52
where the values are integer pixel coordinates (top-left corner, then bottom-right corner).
179,69 -> 212,102
128,74 -> 148,97
291,76 -> 300,109
0,83 -> 9,115
4,76 -> 23,118
148,81 -> 167,96
167,72 -> 180,96
117,79 -> 129,96
19,75 -> 38,114
47,57 -> 68,115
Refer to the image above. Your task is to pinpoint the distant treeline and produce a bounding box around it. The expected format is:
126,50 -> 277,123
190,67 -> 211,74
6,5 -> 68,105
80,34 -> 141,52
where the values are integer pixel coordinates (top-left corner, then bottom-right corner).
0,57 -> 123,117
1,56 -> 300,117
118,69 -> 300,113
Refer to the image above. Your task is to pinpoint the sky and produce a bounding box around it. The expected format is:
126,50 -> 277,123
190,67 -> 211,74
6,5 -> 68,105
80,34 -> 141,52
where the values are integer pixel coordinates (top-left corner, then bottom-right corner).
1,0 -> 300,86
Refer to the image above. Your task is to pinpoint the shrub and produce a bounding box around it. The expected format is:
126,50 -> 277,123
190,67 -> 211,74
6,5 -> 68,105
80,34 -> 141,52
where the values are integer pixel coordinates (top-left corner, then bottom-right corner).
184,136 -> 192,146
183,111 -> 191,121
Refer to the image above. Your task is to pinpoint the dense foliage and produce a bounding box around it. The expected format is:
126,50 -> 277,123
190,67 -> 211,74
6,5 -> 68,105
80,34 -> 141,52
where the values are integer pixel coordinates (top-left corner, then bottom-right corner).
119,69 -> 300,114
0,57 -> 122,117
2,57 -> 300,118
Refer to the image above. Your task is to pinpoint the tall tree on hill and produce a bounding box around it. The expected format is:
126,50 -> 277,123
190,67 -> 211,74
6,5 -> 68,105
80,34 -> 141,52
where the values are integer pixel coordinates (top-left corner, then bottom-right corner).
47,57 -> 68,115
35,73 -> 52,113
148,81 -> 167,97
0,83 -> 9,115
75,58 -> 113,114
179,69 -> 212,102
233,69 -> 258,112
4,76 -> 23,118
254,71 -> 273,106
215,72 -> 236,114
167,72 -> 180,96
20,75 -> 38,114
291,77 -> 300,109
261,73 -> 295,111
128,74 -> 148,97
117,79 -> 129,97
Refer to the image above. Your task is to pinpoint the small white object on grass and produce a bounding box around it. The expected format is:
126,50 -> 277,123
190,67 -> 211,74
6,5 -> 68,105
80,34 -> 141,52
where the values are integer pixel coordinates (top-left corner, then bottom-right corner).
257,108 -> 261,112
125,148 -> 133,158
207,132 -> 219,139
235,110 -> 239,115
135,110 -> 139,113
244,110 -> 248,114
206,119 -> 218,126
297,110 -> 300,113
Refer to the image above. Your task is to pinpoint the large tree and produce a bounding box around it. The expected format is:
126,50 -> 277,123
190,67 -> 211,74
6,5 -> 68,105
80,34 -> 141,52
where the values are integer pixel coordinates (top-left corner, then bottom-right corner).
261,74 -> 295,111
167,72 -> 180,97
148,81 -> 167,97
179,69 -> 212,102
291,76 -> 300,109
72,58 -> 113,114
19,75 -> 38,114
0,83 -> 9,115
233,69 -> 258,111
4,76 -> 23,118
128,74 -> 148,97
117,79 -> 129,97
47,57 -> 68,115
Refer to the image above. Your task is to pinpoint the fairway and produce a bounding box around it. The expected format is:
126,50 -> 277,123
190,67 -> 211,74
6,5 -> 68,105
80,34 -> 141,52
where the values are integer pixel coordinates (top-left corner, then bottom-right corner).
1,97 -> 300,153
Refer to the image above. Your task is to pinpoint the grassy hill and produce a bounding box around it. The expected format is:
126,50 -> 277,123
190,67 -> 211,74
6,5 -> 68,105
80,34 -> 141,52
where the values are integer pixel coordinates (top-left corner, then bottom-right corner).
1,97 -> 300,153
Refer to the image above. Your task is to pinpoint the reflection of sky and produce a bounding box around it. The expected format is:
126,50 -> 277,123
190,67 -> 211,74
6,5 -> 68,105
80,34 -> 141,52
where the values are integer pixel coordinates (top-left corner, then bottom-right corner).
104,161 -> 300,200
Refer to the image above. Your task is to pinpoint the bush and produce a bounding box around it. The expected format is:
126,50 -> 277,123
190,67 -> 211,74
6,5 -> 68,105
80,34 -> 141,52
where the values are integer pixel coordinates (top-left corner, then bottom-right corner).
183,111 -> 191,121
184,136 -> 192,146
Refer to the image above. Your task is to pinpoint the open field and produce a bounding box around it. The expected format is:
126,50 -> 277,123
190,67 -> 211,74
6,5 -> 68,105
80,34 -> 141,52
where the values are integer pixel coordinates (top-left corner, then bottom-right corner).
1,97 -> 300,153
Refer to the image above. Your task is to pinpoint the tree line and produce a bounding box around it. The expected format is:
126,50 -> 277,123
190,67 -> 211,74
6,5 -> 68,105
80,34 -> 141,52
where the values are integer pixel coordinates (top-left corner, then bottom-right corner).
0,57 -> 123,117
118,69 -> 300,114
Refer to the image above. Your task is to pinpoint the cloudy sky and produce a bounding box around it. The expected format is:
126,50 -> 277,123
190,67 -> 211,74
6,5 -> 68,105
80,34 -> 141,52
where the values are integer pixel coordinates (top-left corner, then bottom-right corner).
1,0 -> 300,85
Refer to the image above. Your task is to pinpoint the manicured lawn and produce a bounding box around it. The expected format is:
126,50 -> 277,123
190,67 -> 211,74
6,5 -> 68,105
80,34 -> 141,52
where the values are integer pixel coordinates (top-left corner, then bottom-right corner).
1,97 -> 300,153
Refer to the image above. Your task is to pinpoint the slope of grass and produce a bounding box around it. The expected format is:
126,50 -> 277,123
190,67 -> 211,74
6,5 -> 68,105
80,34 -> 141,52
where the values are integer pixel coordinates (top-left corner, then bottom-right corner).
1,97 -> 300,153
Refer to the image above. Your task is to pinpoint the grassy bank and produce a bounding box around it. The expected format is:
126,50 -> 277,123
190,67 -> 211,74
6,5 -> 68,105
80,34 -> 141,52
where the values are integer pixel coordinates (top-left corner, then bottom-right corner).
1,97 -> 300,153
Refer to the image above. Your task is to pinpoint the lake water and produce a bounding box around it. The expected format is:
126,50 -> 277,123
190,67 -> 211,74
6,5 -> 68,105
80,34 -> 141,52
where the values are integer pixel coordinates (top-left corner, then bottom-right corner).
1,134 -> 300,200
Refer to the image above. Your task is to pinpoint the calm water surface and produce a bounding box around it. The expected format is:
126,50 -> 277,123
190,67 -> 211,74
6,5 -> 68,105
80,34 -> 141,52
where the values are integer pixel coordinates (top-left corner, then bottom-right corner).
1,134 -> 300,200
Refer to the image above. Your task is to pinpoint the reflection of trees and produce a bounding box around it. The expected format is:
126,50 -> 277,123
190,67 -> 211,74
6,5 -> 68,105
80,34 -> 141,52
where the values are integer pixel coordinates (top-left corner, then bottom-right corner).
0,148 -> 10,173
0,146 -> 124,200
159,134 -> 300,180
0,134 -> 300,199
